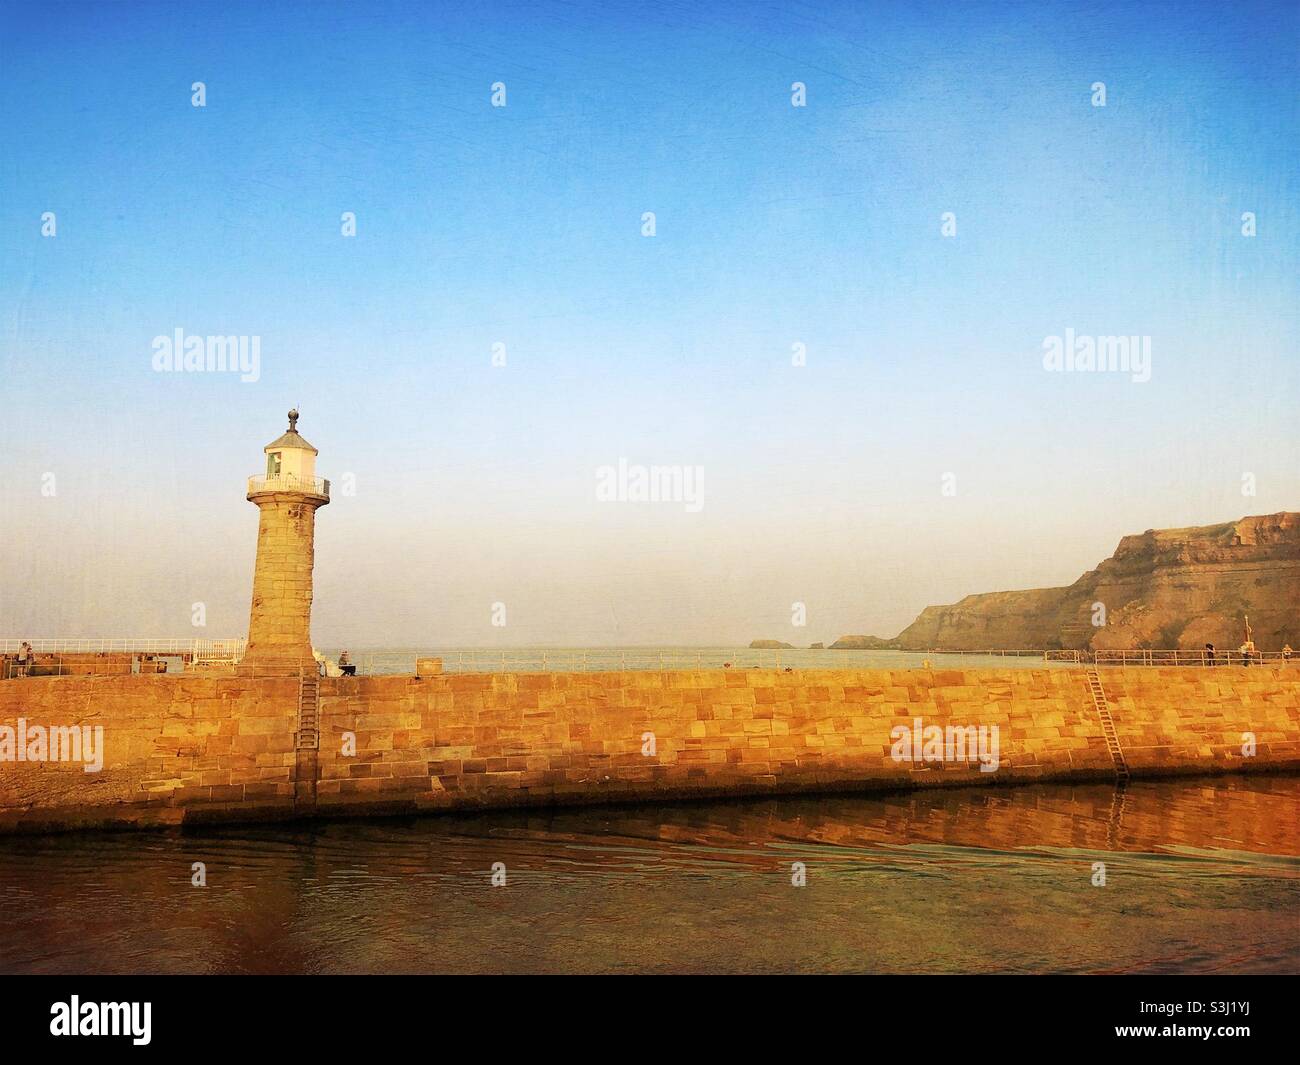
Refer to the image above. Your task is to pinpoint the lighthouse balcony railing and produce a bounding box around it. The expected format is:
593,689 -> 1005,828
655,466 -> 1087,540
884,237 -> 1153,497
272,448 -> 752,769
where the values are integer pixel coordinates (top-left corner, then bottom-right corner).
247,474 -> 330,498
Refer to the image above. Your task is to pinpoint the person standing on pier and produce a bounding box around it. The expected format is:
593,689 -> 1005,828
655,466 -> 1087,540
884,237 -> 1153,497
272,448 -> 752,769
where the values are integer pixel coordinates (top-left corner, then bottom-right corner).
1239,616 -> 1257,666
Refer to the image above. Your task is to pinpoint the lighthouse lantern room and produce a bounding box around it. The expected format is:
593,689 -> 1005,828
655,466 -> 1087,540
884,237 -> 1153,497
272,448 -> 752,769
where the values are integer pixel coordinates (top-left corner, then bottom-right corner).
260,407 -> 319,490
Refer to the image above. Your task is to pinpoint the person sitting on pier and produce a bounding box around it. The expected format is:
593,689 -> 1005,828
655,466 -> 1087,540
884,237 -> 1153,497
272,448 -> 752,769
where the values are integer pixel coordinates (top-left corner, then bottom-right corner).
339,650 -> 356,677
313,649 -> 343,678
1283,644 -> 1293,664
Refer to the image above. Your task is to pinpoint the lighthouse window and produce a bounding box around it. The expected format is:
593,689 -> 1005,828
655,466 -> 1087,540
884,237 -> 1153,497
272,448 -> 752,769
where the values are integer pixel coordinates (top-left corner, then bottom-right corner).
267,452 -> 282,478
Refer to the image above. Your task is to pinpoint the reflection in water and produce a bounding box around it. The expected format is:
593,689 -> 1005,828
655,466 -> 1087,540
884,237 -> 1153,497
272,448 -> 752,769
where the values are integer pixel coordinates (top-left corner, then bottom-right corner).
1,777 -> 1296,974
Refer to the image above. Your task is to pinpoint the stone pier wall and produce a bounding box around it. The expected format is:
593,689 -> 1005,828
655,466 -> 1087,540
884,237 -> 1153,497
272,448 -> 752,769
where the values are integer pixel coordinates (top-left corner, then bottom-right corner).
0,667 -> 1296,832
0,675 -> 298,831
2,653 -> 140,678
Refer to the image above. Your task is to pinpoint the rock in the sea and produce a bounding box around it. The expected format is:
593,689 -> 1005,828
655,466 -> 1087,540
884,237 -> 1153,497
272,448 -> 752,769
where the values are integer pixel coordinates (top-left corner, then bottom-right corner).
749,640 -> 794,649
829,635 -> 897,650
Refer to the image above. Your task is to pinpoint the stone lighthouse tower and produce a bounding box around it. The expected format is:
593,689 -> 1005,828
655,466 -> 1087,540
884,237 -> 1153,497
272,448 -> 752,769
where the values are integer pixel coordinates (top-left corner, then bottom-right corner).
241,410 -> 329,674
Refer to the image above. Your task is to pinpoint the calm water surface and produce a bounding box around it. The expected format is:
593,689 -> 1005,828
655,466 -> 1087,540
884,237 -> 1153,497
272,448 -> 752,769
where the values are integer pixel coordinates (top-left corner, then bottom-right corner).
1,777 -> 1296,974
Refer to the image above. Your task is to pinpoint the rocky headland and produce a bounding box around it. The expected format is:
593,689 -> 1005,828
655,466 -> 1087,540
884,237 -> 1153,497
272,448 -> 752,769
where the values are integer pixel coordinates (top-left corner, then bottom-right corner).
832,512 -> 1300,652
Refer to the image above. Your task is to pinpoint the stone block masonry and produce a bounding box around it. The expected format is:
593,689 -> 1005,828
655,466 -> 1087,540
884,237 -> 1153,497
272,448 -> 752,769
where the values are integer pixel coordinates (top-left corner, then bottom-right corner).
0,674 -> 299,831
241,494 -> 326,673
0,667 -> 1296,832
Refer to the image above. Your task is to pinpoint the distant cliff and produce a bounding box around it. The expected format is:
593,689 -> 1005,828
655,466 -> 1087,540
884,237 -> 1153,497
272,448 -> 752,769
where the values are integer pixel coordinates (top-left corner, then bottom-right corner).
833,512 -> 1300,652
749,640 -> 794,649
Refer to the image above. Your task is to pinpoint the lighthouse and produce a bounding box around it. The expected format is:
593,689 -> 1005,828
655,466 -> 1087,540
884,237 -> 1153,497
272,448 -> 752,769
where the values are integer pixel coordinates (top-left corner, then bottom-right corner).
241,409 -> 329,673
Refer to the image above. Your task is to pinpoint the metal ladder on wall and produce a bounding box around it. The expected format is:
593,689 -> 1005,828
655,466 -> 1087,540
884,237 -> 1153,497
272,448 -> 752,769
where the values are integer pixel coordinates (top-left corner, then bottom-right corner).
1085,667 -> 1129,783
296,669 -> 320,751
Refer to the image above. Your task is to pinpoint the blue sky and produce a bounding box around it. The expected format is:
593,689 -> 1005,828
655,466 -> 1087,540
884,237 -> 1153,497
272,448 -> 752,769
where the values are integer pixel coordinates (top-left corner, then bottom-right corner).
1,0 -> 1296,646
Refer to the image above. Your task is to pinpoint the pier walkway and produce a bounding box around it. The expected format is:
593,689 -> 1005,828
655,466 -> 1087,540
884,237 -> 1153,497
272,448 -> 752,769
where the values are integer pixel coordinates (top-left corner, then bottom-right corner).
1,640 -> 1294,677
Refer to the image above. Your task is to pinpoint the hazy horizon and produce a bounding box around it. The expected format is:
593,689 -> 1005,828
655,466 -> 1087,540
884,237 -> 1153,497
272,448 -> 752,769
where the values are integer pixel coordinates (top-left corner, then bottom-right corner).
2,0 -> 1297,647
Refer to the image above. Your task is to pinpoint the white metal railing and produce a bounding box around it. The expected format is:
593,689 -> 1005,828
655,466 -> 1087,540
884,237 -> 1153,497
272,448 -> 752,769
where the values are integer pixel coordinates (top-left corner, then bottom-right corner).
0,638 -> 246,659
926,649 -> 1083,662
4,641 -> 1293,677
341,647 -> 1089,676
1093,648 -> 1294,667
193,638 -> 247,663
334,646 -> 1300,676
246,474 -> 330,497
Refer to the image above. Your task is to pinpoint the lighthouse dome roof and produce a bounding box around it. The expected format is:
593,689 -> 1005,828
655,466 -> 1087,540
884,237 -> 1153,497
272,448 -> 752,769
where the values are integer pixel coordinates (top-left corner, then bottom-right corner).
264,429 -> 317,454
264,409 -> 318,454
